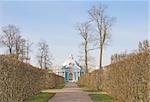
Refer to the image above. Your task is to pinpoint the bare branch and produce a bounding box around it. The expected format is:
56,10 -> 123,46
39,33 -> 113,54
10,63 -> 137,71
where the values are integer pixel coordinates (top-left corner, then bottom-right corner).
36,40 -> 53,69
88,3 -> 116,69
0,25 -> 20,54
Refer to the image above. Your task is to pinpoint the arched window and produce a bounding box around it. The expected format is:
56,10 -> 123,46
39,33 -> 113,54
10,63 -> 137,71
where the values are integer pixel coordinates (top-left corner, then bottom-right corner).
69,73 -> 73,80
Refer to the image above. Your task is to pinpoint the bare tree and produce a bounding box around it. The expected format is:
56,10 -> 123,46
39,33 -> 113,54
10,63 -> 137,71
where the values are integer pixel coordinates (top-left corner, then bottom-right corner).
0,25 -> 20,54
24,40 -> 32,63
138,41 -> 143,52
0,25 -> 32,62
19,38 -> 26,61
111,51 -> 128,63
37,40 -> 53,69
111,40 -> 150,63
138,39 -> 149,52
88,3 -> 115,69
14,34 -> 26,59
77,22 -> 91,73
142,40 -> 149,52
17,39 -> 32,63
14,34 -> 32,63
78,47 -> 95,72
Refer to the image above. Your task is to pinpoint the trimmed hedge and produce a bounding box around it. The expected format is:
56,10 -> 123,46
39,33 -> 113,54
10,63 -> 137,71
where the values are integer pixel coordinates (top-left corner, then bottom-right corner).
78,52 -> 150,102
78,69 -> 104,91
0,55 -> 64,102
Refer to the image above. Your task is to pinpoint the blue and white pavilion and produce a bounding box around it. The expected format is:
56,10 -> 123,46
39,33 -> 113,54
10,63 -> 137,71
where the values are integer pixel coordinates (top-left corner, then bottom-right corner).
56,54 -> 85,82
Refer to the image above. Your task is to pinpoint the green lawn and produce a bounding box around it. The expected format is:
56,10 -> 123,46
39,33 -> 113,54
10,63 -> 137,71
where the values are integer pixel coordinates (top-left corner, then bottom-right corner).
78,84 -> 98,92
25,83 -> 65,102
54,83 -> 65,89
89,93 -> 115,102
78,84 -> 115,102
26,92 -> 55,102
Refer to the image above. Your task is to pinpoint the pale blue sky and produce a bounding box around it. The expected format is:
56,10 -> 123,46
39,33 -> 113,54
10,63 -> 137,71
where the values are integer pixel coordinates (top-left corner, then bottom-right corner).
0,0 -> 149,67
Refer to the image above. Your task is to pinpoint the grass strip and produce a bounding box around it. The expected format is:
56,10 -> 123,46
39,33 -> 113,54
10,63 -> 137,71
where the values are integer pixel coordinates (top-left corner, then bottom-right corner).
26,92 -> 55,102
54,83 -> 65,89
89,93 -> 115,102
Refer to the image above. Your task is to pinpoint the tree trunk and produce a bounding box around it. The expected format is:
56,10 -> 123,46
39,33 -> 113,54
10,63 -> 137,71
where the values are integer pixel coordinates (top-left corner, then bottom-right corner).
9,48 -> 12,54
40,56 -> 43,69
44,57 -> 47,69
100,45 -> 103,69
16,44 -> 19,59
85,41 -> 88,73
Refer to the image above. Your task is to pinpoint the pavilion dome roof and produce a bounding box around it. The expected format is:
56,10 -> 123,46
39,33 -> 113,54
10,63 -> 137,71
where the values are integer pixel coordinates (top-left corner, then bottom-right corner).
62,54 -> 81,69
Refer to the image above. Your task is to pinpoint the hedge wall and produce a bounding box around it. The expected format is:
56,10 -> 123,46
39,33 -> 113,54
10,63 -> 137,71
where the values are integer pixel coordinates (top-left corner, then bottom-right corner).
0,55 -> 64,102
78,69 -> 104,91
78,52 -> 150,102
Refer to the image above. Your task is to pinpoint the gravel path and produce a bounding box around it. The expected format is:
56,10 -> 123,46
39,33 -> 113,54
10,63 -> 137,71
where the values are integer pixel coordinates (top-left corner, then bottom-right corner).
43,82 -> 93,102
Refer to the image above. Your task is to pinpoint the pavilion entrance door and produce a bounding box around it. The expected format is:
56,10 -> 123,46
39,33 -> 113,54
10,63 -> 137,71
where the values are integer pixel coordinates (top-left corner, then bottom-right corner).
69,73 -> 73,81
